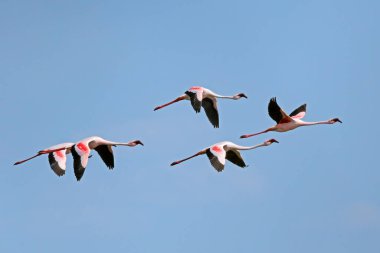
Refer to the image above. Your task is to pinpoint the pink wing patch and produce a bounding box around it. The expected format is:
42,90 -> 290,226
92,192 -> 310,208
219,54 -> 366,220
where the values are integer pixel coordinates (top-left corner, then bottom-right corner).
189,86 -> 202,91
77,142 -> 89,152
75,142 -> 90,169
212,146 -> 223,153
187,87 -> 203,102
53,151 -> 67,171
291,111 -> 306,119
55,150 -> 64,158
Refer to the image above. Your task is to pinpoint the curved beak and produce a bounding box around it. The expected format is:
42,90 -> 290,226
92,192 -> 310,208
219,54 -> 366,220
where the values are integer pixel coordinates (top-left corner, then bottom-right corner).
135,140 -> 144,146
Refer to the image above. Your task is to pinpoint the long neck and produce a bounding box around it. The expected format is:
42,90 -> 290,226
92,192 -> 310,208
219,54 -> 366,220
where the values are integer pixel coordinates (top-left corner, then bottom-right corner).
300,120 -> 330,126
212,92 -> 236,99
215,94 -> 236,99
231,143 -> 267,151
97,139 -> 143,147
207,90 -> 237,100
102,141 -> 135,147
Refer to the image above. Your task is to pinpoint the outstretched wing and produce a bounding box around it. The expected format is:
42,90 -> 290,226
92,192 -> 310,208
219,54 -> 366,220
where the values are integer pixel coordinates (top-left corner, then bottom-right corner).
94,145 -> 114,169
206,145 -> 226,172
48,150 -> 67,176
268,97 -> 292,124
202,97 -> 219,128
225,149 -> 246,168
289,104 -> 307,119
71,143 -> 91,181
185,87 -> 203,113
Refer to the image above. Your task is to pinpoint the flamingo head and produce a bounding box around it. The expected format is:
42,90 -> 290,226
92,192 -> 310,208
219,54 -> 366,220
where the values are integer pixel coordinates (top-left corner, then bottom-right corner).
234,93 -> 248,99
129,140 -> 144,146
264,139 -> 279,145
236,93 -> 248,99
329,118 -> 342,124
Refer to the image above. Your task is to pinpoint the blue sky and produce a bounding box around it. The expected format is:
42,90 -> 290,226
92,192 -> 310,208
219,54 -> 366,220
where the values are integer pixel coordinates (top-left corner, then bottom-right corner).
0,0 -> 379,252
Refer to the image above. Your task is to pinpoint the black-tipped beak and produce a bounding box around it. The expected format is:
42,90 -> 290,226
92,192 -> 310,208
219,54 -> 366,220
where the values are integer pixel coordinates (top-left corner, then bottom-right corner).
241,94 -> 248,99
332,118 -> 342,123
136,141 -> 144,146
273,140 -> 279,143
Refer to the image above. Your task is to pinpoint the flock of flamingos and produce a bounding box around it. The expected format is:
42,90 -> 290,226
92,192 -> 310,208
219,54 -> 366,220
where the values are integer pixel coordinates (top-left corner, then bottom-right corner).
14,86 -> 342,181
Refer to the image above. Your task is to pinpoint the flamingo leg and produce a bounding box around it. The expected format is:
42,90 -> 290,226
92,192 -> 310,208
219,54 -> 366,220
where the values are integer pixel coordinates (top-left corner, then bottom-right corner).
171,150 -> 207,166
240,129 -> 271,139
38,147 -> 67,154
14,153 -> 42,165
154,95 -> 187,111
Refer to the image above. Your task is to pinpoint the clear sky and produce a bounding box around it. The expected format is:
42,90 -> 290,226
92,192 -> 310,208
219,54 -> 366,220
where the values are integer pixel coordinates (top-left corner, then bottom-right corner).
0,0 -> 379,252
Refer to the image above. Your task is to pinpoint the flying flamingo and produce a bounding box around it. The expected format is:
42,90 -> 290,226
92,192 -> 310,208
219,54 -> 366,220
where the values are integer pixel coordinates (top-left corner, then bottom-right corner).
240,97 -> 342,139
170,139 -> 278,171
71,136 -> 143,181
14,142 -> 75,176
154,86 -> 247,128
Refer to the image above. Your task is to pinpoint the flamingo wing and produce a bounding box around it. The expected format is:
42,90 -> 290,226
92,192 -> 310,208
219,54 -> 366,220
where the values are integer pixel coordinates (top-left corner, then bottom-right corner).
289,104 -> 307,119
71,143 -> 91,181
225,150 -> 246,168
48,150 -> 67,176
185,89 -> 203,113
202,97 -> 219,128
94,145 -> 114,169
206,145 -> 226,172
268,97 -> 292,124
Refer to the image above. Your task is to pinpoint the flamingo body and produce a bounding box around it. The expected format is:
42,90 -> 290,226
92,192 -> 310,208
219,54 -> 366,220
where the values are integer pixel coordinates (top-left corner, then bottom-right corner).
240,97 -> 342,138
14,142 -> 74,177
171,139 -> 278,172
72,136 -> 143,181
154,86 -> 247,128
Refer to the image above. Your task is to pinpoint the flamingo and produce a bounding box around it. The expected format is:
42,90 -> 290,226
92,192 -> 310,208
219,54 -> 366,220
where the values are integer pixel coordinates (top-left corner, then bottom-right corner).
71,136 -> 143,181
170,139 -> 278,171
240,97 -> 342,139
154,86 -> 247,128
14,142 -> 75,176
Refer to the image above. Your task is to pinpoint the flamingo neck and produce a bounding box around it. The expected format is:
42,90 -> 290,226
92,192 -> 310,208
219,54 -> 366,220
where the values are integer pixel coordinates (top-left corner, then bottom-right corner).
206,90 -> 239,100
215,95 -> 236,99
108,141 -> 142,147
233,143 -> 267,151
300,120 -> 330,126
